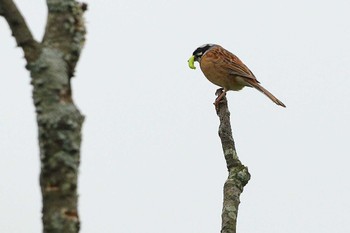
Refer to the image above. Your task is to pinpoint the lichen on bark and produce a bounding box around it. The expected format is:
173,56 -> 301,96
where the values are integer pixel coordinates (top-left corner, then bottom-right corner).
1,0 -> 87,232
215,90 -> 251,233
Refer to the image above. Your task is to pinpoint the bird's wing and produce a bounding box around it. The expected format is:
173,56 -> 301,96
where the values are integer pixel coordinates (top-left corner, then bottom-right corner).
221,49 -> 260,83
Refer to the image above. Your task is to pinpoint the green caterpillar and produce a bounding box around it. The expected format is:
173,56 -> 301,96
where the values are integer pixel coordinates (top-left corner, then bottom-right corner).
188,55 -> 196,69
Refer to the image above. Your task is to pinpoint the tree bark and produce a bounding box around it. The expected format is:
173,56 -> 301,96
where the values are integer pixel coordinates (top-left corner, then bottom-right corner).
215,90 -> 251,233
0,1 -> 87,232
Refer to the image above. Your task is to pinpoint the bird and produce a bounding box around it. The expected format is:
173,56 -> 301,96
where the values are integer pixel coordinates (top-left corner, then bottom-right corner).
188,44 -> 286,108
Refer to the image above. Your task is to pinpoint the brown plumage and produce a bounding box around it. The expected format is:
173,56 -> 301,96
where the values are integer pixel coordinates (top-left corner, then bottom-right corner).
191,44 -> 286,107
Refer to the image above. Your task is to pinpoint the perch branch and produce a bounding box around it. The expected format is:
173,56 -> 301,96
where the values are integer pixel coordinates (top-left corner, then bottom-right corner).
215,89 -> 251,233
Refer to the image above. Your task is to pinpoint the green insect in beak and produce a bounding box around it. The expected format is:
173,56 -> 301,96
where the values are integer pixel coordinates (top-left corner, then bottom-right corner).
188,55 -> 196,69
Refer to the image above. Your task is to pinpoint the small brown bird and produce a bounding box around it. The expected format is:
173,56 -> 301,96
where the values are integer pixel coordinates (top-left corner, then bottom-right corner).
188,44 -> 286,107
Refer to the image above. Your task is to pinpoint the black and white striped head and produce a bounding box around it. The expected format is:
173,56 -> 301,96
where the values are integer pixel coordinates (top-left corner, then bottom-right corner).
192,44 -> 215,62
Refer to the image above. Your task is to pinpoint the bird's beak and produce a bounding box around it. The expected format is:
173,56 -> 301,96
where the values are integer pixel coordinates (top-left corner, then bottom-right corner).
188,55 -> 196,69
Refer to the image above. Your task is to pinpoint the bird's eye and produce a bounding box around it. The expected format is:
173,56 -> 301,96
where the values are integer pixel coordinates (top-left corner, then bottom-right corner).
197,52 -> 203,57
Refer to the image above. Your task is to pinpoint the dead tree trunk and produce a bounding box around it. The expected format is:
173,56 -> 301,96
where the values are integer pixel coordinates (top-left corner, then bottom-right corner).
0,1 -> 87,232
215,90 -> 251,233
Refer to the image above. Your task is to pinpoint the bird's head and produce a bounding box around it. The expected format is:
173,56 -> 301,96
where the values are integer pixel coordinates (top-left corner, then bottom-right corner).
188,44 -> 215,69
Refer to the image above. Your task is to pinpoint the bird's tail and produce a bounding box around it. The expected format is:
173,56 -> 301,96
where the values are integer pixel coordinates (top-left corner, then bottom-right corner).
246,80 -> 286,107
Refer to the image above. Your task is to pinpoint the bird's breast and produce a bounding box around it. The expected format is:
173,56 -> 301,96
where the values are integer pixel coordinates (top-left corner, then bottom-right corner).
199,52 -> 245,91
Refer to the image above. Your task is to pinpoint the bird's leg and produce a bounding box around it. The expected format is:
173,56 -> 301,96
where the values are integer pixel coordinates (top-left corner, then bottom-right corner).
214,88 -> 226,108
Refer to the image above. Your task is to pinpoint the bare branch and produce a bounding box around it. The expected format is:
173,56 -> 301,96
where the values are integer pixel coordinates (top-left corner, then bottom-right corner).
215,89 -> 251,233
2,1 -> 87,232
43,0 -> 87,77
0,0 -> 40,62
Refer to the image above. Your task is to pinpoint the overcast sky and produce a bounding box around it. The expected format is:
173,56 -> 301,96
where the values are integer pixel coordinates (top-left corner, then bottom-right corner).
1,0 -> 350,232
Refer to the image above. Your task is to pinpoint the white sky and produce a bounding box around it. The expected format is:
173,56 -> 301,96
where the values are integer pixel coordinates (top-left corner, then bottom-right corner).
1,0 -> 350,232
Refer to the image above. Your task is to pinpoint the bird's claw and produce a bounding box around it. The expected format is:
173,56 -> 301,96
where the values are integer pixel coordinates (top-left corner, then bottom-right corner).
213,89 -> 226,110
